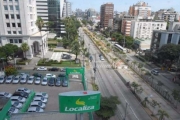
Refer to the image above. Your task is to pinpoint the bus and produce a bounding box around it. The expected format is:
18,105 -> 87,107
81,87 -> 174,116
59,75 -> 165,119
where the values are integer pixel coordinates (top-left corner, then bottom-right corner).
114,44 -> 127,53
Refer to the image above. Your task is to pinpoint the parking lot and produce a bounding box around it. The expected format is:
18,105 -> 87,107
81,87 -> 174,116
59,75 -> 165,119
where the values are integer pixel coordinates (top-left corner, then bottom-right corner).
0,70 -> 84,111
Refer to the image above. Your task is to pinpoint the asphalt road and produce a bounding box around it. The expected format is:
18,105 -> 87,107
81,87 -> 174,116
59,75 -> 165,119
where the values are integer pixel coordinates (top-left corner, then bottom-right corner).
80,28 -> 151,120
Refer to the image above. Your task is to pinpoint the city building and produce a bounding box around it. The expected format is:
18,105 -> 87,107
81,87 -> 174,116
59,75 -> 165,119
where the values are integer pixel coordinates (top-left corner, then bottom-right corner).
0,0 -> 48,59
155,8 -> 179,22
128,1 -> 151,18
36,0 -> 66,36
150,22 -> 180,54
62,0 -> 72,18
100,3 -> 114,28
87,8 -> 96,20
130,20 -> 167,39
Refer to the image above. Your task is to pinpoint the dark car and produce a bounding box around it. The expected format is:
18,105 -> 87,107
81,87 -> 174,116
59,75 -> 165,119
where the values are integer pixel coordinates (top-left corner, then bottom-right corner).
58,74 -> 65,77
62,77 -> 68,87
12,91 -> 29,98
48,78 -> 55,86
55,77 -> 61,87
32,73 -> 42,78
48,67 -> 59,71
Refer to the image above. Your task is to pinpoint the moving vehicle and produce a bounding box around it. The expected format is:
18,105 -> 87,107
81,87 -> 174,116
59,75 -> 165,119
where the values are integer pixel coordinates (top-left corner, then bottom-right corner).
35,92 -> 48,99
0,75 -> 6,84
6,75 -> 14,84
30,101 -> 46,109
11,101 -> 23,109
28,107 -> 44,112
12,91 -> 29,98
151,69 -> 159,75
16,88 -> 31,94
45,73 -> 56,78
100,56 -> 105,61
48,67 -> 59,71
0,92 -> 12,98
37,67 -> 47,71
41,77 -> 48,86
48,77 -> 55,86
114,44 -> 127,53
10,96 -> 26,103
34,77 -> 41,85
33,97 -> 47,103
12,75 -> 21,84
27,76 -> 35,84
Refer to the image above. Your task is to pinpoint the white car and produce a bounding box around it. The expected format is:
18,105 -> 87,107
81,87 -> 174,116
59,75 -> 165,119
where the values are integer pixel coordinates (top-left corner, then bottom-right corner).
0,92 -> 12,98
28,107 -> 44,112
0,75 -> 6,84
8,107 -> 19,115
27,76 -> 35,84
33,97 -> 48,103
30,101 -> 46,109
34,77 -> 41,85
16,88 -> 31,94
6,75 -> 14,84
100,56 -> 105,61
12,75 -> 21,84
11,96 -> 26,103
37,67 -> 47,71
45,73 -> 56,78
11,101 -> 23,109
35,92 -> 48,99
41,77 -> 48,86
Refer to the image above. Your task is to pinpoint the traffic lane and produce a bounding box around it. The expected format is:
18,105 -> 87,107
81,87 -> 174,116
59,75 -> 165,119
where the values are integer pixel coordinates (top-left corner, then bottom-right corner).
0,81 -> 83,111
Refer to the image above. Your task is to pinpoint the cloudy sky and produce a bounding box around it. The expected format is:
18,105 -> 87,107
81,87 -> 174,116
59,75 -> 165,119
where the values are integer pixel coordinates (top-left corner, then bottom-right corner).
68,0 -> 180,12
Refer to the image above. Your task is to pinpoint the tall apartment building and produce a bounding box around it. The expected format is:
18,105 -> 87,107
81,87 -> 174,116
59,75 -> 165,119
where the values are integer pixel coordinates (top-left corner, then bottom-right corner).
36,0 -> 65,36
130,20 -> 167,39
128,1 -> 151,18
100,3 -> 114,28
62,0 -> 71,18
87,8 -> 96,20
0,0 -> 48,59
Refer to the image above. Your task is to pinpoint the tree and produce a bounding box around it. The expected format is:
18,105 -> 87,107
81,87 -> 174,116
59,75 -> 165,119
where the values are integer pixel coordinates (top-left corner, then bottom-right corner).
21,43 -> 29,60
131,82 -> 143,94
141,97 -> 150,107
96,96 -> 120,120
172,89 -> 180,107
71,40 -> 80,60
5,65 -> 18,76
150,100 -> 161,116
156,109 -> 169,120
45,21 -> 54,31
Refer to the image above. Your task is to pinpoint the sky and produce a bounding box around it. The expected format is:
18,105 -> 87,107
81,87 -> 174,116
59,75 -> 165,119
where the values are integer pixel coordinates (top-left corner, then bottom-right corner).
68,0 -> 180,12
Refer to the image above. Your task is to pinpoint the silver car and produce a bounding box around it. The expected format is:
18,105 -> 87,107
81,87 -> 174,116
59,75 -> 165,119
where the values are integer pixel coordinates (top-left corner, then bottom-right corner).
0,75 -> 6,84
35,92 -> 48,99
30,101 -> 46,109
0,92 -> 12,98
27,76 -> 35,84
16,88 -> 31,94
41,77 -> 48,86
34,77 -> 41,85
33,97 -> 47,103
11,101 -> 23,109
8,107 -> 19,115
28,107 -> 44,112
11,96 -> 26,103
12,75 -> 21,84
6,75 -> 14,84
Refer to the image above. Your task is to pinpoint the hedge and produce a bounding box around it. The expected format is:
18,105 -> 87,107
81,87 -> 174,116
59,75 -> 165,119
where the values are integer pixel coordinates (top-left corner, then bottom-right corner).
16,62 -> 26,65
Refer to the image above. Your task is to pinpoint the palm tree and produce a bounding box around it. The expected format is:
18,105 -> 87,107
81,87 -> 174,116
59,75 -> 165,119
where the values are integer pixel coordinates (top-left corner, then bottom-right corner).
71,40 -> 80,60
156,109 -> 169,120
141,97 -> 149,107
36,17 -> 44,61
21,43 -> 29,60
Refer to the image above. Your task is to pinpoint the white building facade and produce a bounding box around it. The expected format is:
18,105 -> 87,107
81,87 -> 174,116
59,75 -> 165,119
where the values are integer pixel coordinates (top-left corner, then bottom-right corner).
62,0 -> 71,18
130,20 -> 167,39
0,0 -> 48,59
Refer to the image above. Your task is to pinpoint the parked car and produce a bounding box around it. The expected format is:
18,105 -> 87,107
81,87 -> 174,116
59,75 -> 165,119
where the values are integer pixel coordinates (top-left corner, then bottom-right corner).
8,107 -> 19,115
20,74 -> 28,84
62,77 -> 68,87
19,73 -> 29,77
30,101 -> 46,109
35,92 -> 48,99
100,56 -> 105,61
48,77 -> 55,86
0,92 -> 12,98
151,69 -> 159,75
33,97 -> 47,103
45,73 -> 56,78
34,77 -> 41,85
6,75 -> 14,84
12,91 -> 29,98
58,74 -> 65,77
27,76 -> 35,84
48,67 -> 59,71
11,101 -> 23,109
37,67 -> 47,71
0,75 -> 6,84
16,88 -> 31,94
41,77 -> 48,86
28,107 -> 44,112
55,77 -> 61,87
32,73 -> 42,78
60,68 -> 66,72
10,96 -> 26,103
12,75 -> 21,84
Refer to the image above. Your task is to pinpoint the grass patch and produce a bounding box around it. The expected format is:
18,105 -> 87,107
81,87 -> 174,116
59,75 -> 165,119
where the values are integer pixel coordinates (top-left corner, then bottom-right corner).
16,59 -> 31,65
48,40 -> 57,44
51,60 -> 81,67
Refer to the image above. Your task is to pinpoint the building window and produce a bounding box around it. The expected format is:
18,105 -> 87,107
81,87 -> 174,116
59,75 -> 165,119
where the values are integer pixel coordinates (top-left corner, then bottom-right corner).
14,39 -> 18,43
13,31 -> 16,34
15,0 -> 18,1
31,22 -> 33,26
17,23 -> 21,27
16,14 -> 20,19
30,14 -> 33,19
3,0 -> 7,1
29,7 -> 32,12
15,6 -> 19,10
4,5 -> 8,10
167,34 -> 172,43
10,39 -> 13,43
29,0 -> 31,4
12,23 -> 16,27
5,14 -> 9,19
8,31 -> 11,34
18,31 -> 22,34
9,0 -> 12,1
11,14 -> 14,19
19,39 -> 22,43
10,5 -> 13,10
6,23 -> 10,27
